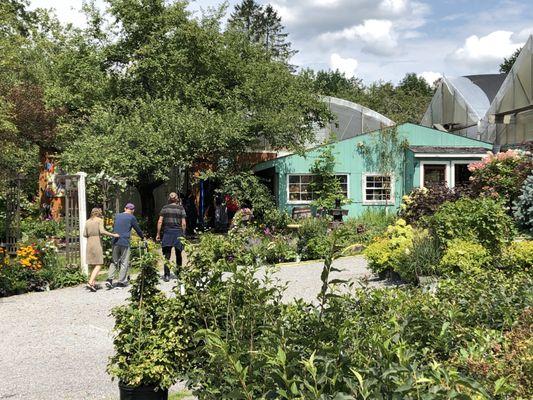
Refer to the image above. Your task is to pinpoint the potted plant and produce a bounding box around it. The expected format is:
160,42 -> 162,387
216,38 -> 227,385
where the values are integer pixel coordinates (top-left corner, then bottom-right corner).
108,247 -> 177,399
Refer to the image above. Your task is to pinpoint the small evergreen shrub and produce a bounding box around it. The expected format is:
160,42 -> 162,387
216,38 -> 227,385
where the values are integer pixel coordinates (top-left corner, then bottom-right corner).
500,241 -> 533,270
439,239 -> 492,275
513,174 -> 533,234
431,197 -> 514,252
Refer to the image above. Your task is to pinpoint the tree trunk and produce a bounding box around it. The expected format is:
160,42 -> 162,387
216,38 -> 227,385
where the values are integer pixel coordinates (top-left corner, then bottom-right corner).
137,184 -> 157,236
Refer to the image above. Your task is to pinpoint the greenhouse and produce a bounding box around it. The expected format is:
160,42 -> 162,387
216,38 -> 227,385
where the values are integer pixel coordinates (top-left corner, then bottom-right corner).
422,34 -> 533,148
479,35 -> 533,147
421,74 -> 506,139
314,96 -> 395,143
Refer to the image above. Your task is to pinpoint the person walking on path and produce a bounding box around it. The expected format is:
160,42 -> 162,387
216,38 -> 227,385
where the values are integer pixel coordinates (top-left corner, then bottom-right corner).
156,192 -> 187,282
106,203 -> 144,288
84,208 -> 119,292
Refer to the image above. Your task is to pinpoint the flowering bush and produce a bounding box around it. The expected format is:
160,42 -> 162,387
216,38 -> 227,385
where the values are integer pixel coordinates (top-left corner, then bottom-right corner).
439,239 -> 492,275
0,240 -> 84,297
469,149 -> 533,205
364,219 -> 415,276
16,244 -> 43,270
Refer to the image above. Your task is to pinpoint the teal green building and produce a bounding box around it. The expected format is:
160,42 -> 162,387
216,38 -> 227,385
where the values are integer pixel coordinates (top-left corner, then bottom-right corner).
254,123 -> 492,217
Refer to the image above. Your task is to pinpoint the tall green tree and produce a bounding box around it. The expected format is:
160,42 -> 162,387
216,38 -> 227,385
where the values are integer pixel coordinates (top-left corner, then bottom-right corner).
56,0 -> 326,223
0,0 -> 67,189
228,0 -> 295,62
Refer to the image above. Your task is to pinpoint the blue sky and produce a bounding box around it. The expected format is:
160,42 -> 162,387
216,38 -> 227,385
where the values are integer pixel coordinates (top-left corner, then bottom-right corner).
30,0 -> 533,85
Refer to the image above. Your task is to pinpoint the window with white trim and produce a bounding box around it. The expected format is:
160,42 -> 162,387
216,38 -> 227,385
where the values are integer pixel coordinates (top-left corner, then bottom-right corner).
287,174 -> 348,203
363,174 -> 393,204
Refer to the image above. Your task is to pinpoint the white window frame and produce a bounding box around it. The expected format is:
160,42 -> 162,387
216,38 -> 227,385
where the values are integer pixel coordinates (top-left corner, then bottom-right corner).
362,173 -> 395,205
286,173 -> 350,205
450,160 -> 478,188
419,161 -> 450,188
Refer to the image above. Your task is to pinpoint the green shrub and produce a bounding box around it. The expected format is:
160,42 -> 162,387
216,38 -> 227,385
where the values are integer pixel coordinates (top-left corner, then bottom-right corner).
337,209 -> 396,248
500,241 -> 533,270
439,239 -> 492,275
469,149 -> 533,206
399,185 -> 470,225
171,227 -> 532,399
258,208 -> 291,232
513,174 -> 533,234
263,235 -> 298,263
20,218 -> 65,240
394,231 -> 442,282
431,197 -> 514,252
364,219 -> 414,276
297,217 -> 329,260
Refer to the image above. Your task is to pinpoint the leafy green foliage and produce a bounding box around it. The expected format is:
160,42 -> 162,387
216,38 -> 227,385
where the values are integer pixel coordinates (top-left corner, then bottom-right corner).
0,241 -> 85,297
399,185 -> 472,225
500,241 -> 533,270
296,217 -> 329,260
20,218 -> 65,241
364,219 -> 414,276
439,239 -> 492,275
219,171 -> 275,219
108,245 -> 184,389
430,197 -> 514,252
394,231 -> 442,282
308,145 -> 348,211
513,174 -> 533,234
337,209 -> 397,250
56,0 -> 326,218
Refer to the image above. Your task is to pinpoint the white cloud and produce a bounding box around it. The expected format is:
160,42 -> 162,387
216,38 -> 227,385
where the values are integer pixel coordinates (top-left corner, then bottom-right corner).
270,3 -> 298,24
451,31 -> 524,67
515,27 -> 533,41
418,71 -> 442,86
320,19 -> 398,56
311,0 -> 341,7
330,53 -> 359,77
380,0 -> 407,14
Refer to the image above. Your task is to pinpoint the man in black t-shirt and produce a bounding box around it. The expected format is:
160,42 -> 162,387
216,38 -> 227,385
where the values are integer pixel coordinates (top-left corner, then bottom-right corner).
156,192 -> 187,281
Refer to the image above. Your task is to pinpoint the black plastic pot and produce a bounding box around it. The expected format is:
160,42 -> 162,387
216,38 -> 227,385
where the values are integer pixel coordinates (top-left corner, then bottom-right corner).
119,382 -> 168,400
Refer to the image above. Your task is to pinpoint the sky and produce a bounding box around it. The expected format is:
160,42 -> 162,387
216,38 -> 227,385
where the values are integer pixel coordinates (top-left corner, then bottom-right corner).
29,0 -> 533,85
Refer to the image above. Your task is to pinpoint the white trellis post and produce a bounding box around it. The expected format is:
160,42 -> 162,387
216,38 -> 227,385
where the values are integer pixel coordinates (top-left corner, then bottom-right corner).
77,172 -> 88,275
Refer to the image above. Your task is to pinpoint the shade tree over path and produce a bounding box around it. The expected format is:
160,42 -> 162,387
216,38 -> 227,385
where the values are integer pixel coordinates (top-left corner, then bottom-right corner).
52,0 -> 327,224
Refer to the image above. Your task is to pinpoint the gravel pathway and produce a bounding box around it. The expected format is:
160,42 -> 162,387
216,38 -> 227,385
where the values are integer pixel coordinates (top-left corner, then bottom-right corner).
0,256 -> 387,400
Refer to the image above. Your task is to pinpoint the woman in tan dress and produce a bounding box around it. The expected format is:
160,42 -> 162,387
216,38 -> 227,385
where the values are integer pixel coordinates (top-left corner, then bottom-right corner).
84,208 -> 119,292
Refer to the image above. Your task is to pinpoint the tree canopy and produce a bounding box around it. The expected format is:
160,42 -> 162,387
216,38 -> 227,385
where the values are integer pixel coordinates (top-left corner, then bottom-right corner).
52,0 -> 326,218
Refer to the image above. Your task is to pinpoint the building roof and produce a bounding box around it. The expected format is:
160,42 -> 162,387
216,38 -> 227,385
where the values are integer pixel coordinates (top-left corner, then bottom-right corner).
409,145 -> 489,154
316,96 -> 394,143
463,74 -> 507,103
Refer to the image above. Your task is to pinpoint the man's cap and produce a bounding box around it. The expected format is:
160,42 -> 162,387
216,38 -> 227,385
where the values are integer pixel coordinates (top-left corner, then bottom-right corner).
125,203 -> 135,210
168,192 -> 178,201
